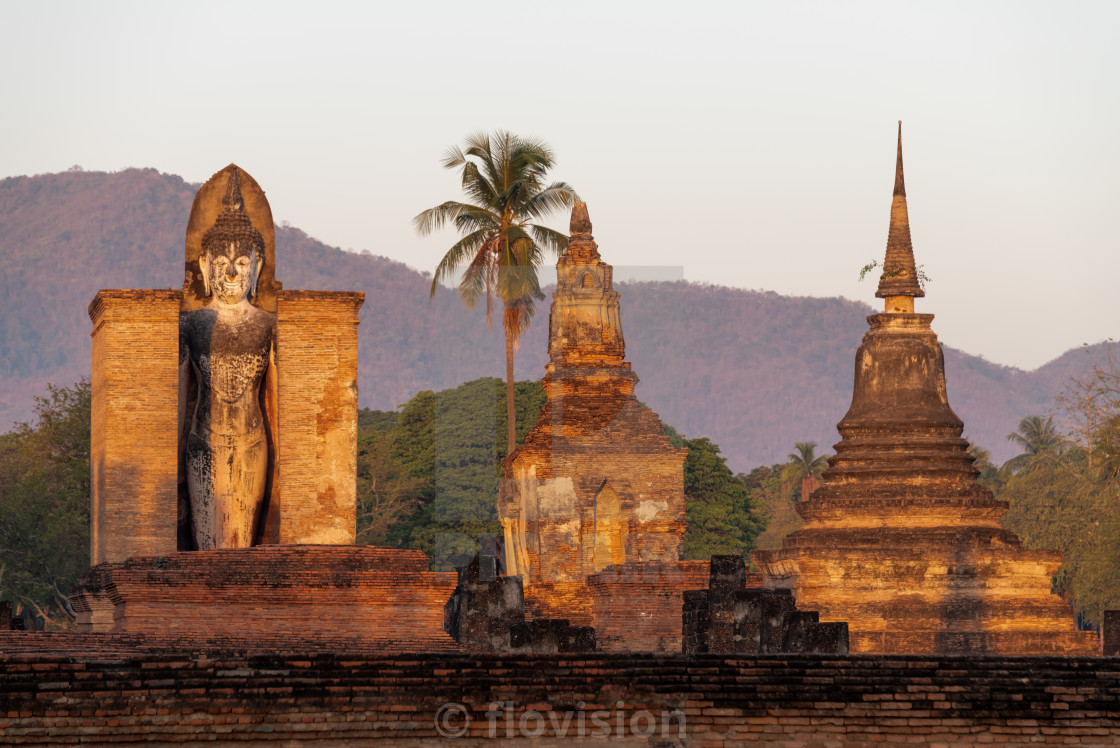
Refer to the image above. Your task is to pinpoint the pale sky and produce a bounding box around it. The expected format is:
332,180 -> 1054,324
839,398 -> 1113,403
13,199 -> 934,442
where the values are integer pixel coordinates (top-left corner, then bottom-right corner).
3,0 -> 1117,370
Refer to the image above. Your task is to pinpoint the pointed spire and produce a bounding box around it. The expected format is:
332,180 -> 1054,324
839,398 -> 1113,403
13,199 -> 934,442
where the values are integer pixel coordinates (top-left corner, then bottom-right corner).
566,201 -> 599,261
222,166 -> 244,212
570,201 -> 592,237
875,121 -> 925,300
893,121 -> 906,197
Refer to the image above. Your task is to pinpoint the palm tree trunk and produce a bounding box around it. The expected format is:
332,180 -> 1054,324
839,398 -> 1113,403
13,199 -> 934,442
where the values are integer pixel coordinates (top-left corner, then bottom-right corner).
505,327 -> 516,457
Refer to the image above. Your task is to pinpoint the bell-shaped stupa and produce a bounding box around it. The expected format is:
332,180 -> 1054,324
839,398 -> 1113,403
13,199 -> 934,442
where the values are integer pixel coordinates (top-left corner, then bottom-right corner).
752,125 -> 1097,655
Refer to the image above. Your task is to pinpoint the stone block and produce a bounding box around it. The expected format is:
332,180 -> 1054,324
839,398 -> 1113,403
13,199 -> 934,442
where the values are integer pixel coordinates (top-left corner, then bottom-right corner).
560,626 -> 596,652
803,622 -> 850,654
781,610 -> 820,653
1103,610 -> 1120,656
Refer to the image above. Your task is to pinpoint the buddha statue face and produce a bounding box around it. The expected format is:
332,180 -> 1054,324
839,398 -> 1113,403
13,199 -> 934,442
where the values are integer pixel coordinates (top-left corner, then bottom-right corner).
201,241 -> 259,305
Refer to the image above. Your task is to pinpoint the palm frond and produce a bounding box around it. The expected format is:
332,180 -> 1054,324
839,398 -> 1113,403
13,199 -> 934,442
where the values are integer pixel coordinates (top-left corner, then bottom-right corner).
460,162 -> 498,208
530,225 -> 570,255
458,236 -> 500,321
440,145 -> 467,170
430,229 -> 491,296
413,201 -> 480,237
452,205 -> 500,234
524,183 -> 581,219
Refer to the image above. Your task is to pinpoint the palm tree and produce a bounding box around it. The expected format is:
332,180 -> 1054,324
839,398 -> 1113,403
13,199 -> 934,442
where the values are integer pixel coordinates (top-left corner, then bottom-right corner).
1002,415 -> 1066,475
782,441 -> 829,502
415,132 -> 579,453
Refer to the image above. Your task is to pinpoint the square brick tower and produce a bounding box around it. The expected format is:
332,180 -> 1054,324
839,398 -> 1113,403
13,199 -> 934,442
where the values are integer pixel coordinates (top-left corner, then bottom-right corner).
752,125 -> 1097,655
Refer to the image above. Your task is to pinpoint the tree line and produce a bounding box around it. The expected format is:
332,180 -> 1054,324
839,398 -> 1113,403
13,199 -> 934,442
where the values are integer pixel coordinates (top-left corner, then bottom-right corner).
968,344 -> 1120,629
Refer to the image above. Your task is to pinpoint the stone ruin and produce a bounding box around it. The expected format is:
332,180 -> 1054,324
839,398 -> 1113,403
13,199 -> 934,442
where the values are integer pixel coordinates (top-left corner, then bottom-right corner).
27,141 -> 1114,662
751,125 -> 1099,655
496,202 -> 711,651
443,555 -> 595,653
2,138 -> 1118,745
683,556 -> 848,655
71,165 -> 457,647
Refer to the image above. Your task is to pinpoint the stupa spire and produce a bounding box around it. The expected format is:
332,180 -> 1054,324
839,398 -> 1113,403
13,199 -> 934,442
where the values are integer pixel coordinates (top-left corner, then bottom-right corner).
875,122 -> 924,307
566,201 -> 599,261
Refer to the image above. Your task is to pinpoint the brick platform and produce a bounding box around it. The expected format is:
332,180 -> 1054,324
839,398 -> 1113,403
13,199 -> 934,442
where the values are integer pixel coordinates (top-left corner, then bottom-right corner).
0,646 -> 1116,744
69,546 -> 457,647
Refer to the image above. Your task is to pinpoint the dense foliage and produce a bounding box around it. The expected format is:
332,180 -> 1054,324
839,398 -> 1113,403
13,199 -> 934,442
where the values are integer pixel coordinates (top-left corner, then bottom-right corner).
0,381 -> 91,629
355,377 -> 549,568
994,347 -> 1120,628
663,425 -> 766,560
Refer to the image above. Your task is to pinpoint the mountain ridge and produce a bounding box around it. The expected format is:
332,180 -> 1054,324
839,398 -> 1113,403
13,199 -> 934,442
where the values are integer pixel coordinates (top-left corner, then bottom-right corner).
0,168 -> 1106,469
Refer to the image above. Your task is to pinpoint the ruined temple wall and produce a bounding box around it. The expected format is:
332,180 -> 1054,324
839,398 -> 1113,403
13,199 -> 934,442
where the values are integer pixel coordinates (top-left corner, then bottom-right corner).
504,440 -> 686,586
275,290 -> 363,545
89,290 -> 181,564
758,544 -> 1097,655
2,651 -> 1117,744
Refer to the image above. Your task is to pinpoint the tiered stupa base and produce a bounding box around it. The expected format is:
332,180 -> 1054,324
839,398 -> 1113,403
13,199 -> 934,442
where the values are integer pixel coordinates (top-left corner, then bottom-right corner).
752,311 -> 1097,655
756,534 -> 1098,655
70,546 -> 458,649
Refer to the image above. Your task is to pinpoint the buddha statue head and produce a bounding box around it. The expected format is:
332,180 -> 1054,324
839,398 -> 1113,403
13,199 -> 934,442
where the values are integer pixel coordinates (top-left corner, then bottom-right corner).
199,169 -> 265,305
182,164 -> 278,314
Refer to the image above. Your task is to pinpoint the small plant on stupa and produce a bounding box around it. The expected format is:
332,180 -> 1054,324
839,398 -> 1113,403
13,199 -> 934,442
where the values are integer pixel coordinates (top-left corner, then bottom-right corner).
858,259 -> 931,289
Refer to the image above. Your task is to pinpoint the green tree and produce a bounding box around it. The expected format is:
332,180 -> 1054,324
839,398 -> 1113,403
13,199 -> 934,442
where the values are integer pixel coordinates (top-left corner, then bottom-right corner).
358,377 -> 547,568
355,410 -> 428,546
415,131 -> 578,455
781,441 -> 829,502
0,381 -> 91,629
1002,415 -> 1066,476
999,446 -> 1119,628
664,427 -> 765,560
747,463 -> 804,549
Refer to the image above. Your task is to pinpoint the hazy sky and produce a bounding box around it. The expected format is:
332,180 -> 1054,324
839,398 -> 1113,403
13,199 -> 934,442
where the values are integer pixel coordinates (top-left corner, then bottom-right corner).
3,1 -> 1117,370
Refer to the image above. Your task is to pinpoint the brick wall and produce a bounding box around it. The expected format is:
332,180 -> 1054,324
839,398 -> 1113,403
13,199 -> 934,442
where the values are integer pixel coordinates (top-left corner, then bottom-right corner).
588,560 -> 710,652
275,290 -> 364,544
89,290 -> 181,564
0,647 -> 1116,744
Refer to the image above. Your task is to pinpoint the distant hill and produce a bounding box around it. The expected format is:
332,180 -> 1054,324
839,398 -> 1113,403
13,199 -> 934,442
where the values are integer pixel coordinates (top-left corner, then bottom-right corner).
0,168 -> 1106,470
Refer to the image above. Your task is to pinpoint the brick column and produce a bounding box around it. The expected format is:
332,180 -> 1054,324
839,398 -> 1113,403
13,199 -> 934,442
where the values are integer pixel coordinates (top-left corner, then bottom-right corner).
89,290 -> 181,564
275,290 -> 364,544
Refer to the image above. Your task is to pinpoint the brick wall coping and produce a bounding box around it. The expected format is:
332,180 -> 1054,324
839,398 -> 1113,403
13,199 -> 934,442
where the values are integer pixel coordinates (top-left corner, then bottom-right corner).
1,644 -> 1117,744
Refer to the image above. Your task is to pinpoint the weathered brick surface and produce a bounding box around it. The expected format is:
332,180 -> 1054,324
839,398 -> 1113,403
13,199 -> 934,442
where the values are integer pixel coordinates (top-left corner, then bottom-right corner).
68,546 -> 457,646
275,290 -> 364,545
89,290 -> 181,565
0,645 -> 1117,745
588,560 -> 710,652
499,205 -> 686,641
